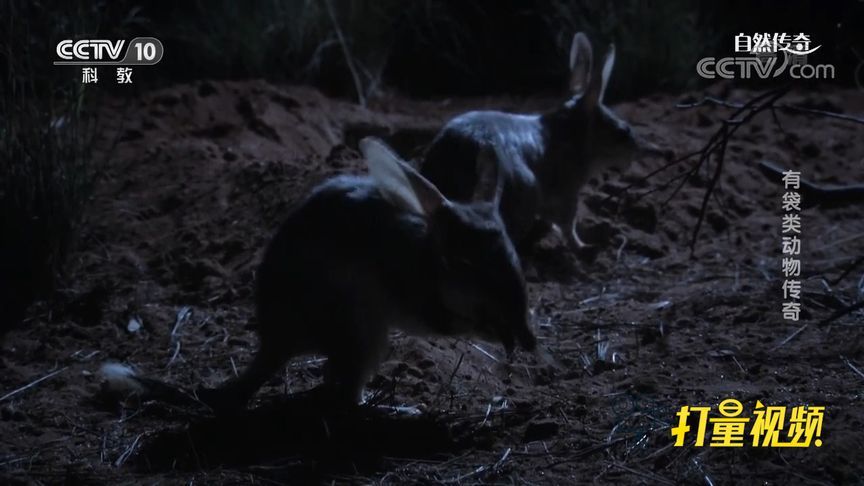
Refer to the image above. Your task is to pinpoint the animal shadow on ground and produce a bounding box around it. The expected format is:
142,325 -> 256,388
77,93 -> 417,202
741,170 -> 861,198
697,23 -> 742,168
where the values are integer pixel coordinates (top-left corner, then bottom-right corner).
134,389 -> 476,477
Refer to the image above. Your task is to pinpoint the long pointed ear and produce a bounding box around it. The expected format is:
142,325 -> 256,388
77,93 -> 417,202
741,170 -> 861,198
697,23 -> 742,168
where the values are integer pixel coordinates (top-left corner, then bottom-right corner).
361,137 -> 445,216
583,43 -> 615,109
569,32 -> 593,95
472,147 -> 503,206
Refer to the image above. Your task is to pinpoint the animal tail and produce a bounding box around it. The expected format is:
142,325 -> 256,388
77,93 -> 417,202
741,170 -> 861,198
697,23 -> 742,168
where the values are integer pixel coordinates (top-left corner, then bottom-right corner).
99,362 -> 200,407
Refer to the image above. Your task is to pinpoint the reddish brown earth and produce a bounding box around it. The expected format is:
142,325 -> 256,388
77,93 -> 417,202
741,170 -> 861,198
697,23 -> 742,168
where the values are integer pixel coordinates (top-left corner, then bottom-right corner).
1,80 -> 863,484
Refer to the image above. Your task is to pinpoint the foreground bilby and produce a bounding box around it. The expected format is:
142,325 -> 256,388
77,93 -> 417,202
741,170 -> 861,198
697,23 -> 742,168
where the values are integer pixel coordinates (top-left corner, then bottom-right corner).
422,32 -> 668,251
189,138 -> 535,410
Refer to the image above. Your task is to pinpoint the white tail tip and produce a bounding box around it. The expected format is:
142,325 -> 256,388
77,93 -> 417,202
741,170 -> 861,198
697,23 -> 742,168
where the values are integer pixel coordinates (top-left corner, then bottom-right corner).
99,362 -> 145,395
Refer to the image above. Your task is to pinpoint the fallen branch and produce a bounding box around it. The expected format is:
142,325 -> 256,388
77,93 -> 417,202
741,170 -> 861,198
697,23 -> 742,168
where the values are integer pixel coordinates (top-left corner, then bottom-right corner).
758,160 -> 864,209
770,324 -> 808,351
676,95 -> 864,126
445,447 -> 512,483
0,366 -> 68,403
842,357 -> 864,382
609,86 -> 793,256
679,87 -> 790,256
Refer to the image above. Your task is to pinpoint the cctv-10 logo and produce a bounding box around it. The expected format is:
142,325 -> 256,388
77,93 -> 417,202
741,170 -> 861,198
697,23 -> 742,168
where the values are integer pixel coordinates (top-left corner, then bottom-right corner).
55,37 -> 163,65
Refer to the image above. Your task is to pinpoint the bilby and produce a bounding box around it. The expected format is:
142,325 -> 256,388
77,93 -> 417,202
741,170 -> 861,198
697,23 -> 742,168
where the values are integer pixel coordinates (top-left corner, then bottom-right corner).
103,138 -> 535,412
421,32 -> 669,251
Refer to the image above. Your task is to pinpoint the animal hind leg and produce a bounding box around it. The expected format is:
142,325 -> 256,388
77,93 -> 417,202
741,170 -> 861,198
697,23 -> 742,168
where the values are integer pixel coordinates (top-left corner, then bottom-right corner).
553,198 -> 591,250
198,342 -> 287,412
322,324 -> 389,408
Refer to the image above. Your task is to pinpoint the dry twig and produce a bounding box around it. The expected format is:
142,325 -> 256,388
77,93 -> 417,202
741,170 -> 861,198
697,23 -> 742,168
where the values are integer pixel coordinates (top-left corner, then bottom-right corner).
610,86 -> 793,256
676,95 -> 864,126
842,357 -> 864,382
0,366 -> 68,403
324,0 -> 366,107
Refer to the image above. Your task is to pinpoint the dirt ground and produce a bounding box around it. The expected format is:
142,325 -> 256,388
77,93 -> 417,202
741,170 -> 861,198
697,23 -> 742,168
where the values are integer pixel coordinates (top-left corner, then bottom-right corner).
1,80 -> 863,484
